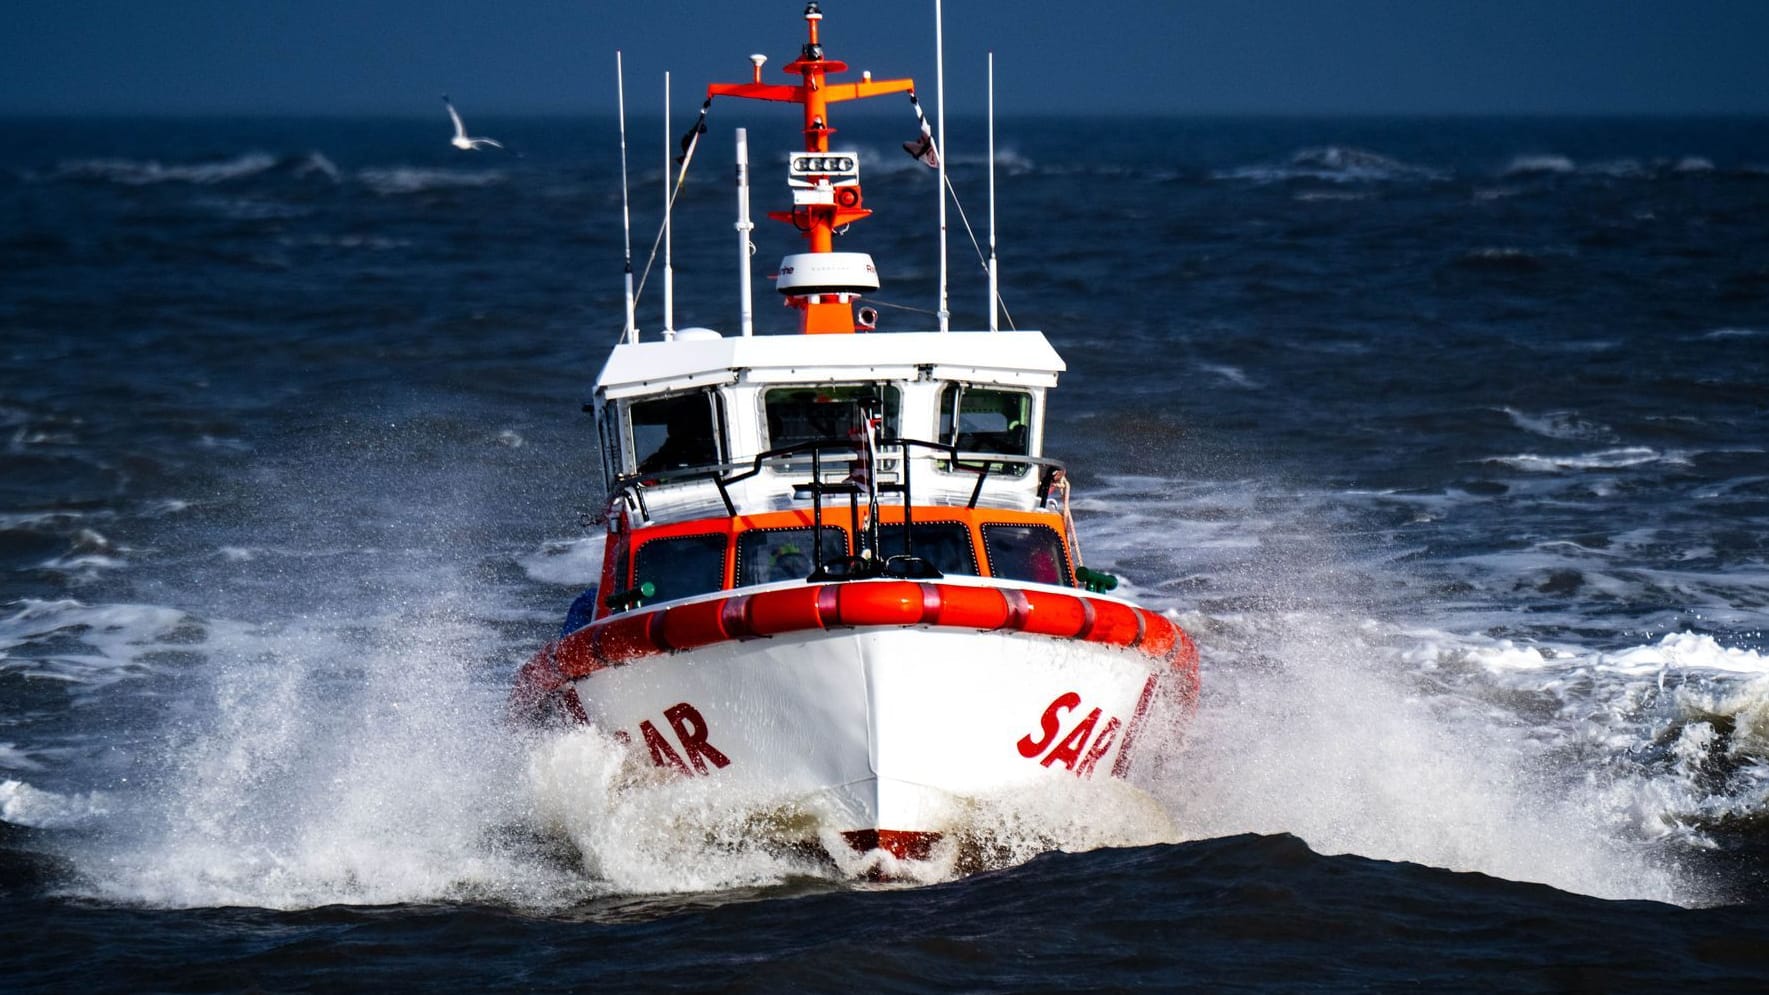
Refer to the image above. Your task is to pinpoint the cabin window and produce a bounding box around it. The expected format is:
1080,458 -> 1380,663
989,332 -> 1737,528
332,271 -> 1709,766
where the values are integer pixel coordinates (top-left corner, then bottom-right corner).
628,392 -> 722,475
735,526 -> 849,586
981,523 -> 1072,586
632,532 -> 727,601
763,384 -> 901,451
940,386 -> 1030,455
876,522 -> 978,576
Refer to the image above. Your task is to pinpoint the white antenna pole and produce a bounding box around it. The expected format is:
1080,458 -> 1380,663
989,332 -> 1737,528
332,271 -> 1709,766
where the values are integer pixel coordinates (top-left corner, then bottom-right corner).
987,51 -> 998,333
736,127 -> 755,337
935,0 -> 950,333
618,51 -> 637,344
662,71 -> 676,341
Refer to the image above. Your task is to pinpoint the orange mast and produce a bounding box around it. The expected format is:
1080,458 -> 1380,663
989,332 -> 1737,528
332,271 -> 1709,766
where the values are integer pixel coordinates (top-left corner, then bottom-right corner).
707,2 -> 913,333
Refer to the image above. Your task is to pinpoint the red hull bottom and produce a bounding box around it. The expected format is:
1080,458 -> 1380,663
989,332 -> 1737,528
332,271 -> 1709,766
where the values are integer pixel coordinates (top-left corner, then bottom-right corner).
840,828 -> 942,862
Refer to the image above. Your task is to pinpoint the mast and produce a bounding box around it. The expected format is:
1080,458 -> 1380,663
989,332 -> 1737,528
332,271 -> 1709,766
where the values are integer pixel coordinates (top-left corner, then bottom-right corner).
706,2 -> 913,334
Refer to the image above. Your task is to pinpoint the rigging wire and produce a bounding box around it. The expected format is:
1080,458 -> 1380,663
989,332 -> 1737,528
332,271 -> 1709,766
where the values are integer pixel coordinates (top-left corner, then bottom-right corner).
904,92 -> 1017,331
633,96 -> 712,315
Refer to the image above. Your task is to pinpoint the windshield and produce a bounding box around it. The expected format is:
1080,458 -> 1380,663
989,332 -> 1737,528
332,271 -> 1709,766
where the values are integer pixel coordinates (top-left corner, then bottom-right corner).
763,384 -> 900,450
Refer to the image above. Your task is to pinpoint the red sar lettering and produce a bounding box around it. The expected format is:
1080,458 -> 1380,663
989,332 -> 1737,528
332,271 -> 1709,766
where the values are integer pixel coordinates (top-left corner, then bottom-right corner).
638,701 -> 731,777
1015,692 -> 1124,779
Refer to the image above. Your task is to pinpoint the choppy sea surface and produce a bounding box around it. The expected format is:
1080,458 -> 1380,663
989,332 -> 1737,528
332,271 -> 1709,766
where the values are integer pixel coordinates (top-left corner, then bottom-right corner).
4,113 -> 1769,990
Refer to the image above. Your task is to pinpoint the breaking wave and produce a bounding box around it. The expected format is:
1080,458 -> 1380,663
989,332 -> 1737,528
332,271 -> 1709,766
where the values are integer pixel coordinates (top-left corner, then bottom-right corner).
1480,446 -> 1688,473
51,151 -> 339,186
1215,145 -> 1448,184
1499,407 -> 1617,443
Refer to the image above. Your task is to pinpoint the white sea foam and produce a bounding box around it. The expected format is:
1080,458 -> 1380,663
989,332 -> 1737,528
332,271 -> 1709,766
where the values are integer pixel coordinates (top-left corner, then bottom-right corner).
1483,446 -> 1681,472
0,599 -> 193,688
1196,362 -> 1260,389
0,742 -> 45,773
518,536 -> 604,586
526,727 -> 830,893
292,151 -> 341,182
69,595 -> 593,910
1158,609 -> 1693,904
0,779 -> 111,829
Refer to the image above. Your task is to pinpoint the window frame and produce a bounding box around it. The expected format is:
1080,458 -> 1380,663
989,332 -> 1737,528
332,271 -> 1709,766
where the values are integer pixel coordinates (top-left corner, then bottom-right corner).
630,531 -> 730,602
979,522 -> 1074,586
621,389 -> 727,477
733,525 -> 850,588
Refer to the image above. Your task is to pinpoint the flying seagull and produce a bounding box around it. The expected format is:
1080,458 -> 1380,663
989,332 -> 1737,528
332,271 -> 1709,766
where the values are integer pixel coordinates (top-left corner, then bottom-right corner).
442,94 -> 507,152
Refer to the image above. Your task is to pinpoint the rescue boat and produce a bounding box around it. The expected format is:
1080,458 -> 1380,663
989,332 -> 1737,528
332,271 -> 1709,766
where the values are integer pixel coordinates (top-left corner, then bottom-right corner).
513,2 -> 1199,871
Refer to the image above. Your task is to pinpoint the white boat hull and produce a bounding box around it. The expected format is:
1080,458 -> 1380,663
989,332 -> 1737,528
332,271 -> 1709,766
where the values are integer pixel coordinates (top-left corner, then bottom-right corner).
560,625 -> 1183,860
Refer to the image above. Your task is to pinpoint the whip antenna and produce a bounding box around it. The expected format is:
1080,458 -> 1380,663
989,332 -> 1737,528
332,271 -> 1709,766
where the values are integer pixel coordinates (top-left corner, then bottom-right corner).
662,71 -> 676,340
618,51 -> 637,343
987,51 -> 998,333
935,0 -> 949,332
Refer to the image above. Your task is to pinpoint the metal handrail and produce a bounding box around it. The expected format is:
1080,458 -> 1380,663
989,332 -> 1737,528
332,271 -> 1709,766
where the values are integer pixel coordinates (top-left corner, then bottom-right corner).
611,437 -> 1067,520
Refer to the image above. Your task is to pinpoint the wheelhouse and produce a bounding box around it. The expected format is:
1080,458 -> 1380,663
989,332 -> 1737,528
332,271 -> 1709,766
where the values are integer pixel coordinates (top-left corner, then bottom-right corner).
583,330 -> 1082,624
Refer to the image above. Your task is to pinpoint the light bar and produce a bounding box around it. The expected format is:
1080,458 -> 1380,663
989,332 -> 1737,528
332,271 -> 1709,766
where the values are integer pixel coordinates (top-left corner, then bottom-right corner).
787,151 -> 860,187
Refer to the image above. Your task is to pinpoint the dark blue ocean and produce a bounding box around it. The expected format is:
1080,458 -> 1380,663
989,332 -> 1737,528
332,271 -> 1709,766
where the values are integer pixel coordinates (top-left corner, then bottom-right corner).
4,113 -> 1769,991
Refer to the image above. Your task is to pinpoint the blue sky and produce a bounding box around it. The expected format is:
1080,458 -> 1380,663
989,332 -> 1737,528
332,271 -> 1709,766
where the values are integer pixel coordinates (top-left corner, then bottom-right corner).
5,1 -> 1767,116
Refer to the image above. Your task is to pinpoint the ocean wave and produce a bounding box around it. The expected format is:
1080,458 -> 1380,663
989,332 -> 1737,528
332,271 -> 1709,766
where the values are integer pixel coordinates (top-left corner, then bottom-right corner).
54,152 -> 280,186
1214,145 -> 1448,184
1586,158 -> 1649,179
0,742 -> 45,772
277,233 -> 412,251
292,151 -> 341,181
1701,327 -> 1765,341
50,150 -> 340,188
192,196 -> 312,221
0,598 -> 196,688
1499,407 -> 1617,443
355,166 -> 506,195
1502,154 -> 1576,177
1454,246 -> 1549,272
1498,153 -> 1727,181
1293,189 -> 1372,202
1482,447 -> 1683,472
1195,362 -> 1260,389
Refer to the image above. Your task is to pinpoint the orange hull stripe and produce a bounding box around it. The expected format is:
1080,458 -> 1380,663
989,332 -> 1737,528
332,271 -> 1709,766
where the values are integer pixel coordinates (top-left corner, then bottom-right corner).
541,582 -> 1198,681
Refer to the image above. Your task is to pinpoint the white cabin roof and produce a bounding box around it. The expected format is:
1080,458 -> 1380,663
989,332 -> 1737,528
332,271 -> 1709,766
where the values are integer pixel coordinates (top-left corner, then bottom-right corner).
594,330 -> 1066,400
